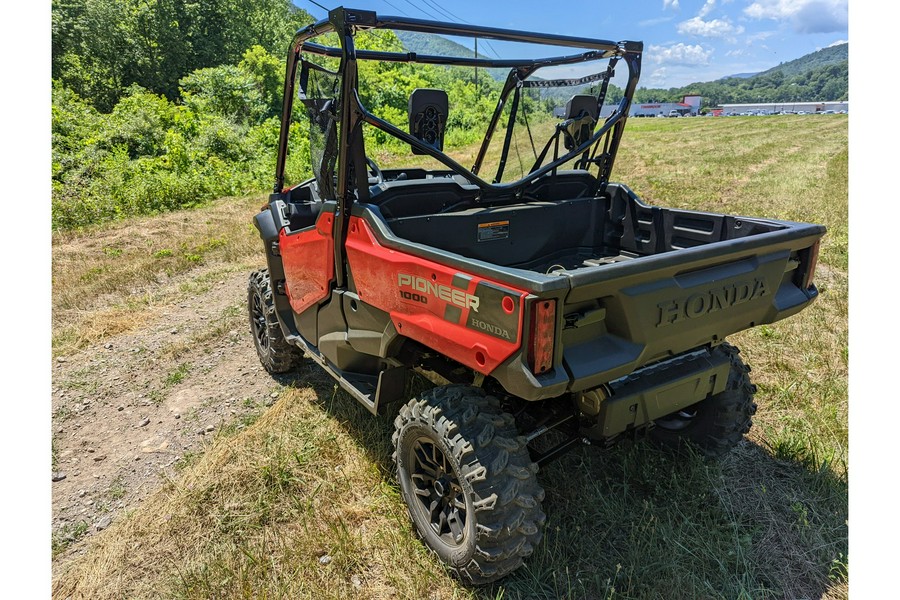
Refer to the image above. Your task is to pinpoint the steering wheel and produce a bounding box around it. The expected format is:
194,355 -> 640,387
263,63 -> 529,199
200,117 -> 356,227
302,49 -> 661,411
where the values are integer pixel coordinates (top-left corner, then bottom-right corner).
366,157 -> 384,185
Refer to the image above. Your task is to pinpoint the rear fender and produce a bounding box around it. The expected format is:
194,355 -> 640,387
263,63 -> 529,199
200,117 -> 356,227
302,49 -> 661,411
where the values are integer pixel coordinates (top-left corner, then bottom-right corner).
253,203 -> 296,337
345,216 -> 527,375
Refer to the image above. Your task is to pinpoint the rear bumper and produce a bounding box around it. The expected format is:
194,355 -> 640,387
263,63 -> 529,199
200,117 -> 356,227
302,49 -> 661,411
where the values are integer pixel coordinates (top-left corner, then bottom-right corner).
578,347 -> 732,440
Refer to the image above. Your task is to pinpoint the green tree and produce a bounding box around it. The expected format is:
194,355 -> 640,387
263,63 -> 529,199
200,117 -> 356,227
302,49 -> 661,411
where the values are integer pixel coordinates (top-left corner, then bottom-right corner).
239,46 -> 285,118
52,0 -> 312,110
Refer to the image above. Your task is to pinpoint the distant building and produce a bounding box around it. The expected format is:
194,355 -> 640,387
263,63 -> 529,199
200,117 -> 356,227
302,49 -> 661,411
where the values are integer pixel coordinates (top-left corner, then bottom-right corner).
681,94 -> 702,113
630,96 -> 701,117
719,101 -> 848,115
553,94 -> 708,119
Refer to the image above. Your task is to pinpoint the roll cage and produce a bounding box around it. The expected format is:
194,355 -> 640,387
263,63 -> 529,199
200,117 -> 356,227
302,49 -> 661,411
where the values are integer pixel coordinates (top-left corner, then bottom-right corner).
273,6 -> 643,203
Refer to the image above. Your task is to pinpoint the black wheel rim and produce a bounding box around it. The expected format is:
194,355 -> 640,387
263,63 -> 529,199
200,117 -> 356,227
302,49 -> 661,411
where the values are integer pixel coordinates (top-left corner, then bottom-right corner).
250,292 -> 269,351
407,436 -> 468,547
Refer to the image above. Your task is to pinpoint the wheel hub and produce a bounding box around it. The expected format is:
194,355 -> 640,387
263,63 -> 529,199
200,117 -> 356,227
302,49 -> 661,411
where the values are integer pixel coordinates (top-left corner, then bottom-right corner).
250,293 -> 268,350
408,437 -> 467,546
433,477 -> 449,497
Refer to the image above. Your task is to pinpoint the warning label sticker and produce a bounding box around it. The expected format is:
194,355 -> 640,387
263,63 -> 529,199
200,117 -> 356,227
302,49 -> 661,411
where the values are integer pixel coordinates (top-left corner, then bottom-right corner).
477,220 -> 510,242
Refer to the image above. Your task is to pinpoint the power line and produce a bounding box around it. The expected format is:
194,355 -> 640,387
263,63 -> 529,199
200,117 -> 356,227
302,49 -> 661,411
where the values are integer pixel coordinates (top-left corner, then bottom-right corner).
400,0 -> 441,21
478,39 -> 501,60
379,1 -> 500,59
421,0 -> 464,24
477,41 -> 501,60
418,0 -> 502,59
424,0 -> 500,58
380,0 -> 411,17
305,0 -> 331,13
309,0 -> 503,61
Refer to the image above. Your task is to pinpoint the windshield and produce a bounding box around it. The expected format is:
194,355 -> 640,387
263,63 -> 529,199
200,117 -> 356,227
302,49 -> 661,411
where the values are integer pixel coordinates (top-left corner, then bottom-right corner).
298,60 -> 341,199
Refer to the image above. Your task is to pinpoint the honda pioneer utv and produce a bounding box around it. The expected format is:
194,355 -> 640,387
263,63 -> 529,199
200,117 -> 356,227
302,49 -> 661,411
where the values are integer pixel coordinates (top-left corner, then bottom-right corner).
248,7 -> 825,584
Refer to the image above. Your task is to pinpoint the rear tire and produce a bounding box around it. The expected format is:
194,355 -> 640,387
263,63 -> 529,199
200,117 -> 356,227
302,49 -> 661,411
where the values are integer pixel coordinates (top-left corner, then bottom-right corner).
248,269 -> 303,374
649,343 -> 758,458
392,385 -> 545,585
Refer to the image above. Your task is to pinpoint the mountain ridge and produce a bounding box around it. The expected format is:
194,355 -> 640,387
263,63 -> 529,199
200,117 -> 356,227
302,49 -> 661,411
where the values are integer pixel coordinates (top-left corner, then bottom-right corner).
758,42 -> 848,79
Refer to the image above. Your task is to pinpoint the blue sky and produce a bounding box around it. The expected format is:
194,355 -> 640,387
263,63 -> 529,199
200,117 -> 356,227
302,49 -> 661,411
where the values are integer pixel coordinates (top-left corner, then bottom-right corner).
296,0 -> 848,88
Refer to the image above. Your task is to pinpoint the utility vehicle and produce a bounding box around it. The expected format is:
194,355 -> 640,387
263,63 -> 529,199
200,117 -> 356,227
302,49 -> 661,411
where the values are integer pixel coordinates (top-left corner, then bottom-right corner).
248,7 -> 825,584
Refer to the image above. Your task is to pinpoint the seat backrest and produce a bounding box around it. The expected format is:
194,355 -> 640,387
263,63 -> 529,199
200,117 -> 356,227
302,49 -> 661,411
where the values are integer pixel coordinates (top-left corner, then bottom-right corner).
563,94 -> 599,150
408,88 -> 448,155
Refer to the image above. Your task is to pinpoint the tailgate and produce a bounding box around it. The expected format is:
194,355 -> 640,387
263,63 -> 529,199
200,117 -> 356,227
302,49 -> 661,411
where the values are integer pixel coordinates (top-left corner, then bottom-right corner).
557,223 -> 825,391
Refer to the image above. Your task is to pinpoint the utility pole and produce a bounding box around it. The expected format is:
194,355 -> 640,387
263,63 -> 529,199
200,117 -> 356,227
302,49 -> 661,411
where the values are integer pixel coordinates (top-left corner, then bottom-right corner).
475,37 -> 479,101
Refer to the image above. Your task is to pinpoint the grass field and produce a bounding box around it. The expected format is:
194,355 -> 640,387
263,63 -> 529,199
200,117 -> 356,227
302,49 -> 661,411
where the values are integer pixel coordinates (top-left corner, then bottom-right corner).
52,115 -> 848,599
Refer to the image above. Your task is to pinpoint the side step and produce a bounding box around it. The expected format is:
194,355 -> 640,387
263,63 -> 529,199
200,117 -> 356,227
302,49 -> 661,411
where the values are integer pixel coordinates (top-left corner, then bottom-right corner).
287,334 -> 407,415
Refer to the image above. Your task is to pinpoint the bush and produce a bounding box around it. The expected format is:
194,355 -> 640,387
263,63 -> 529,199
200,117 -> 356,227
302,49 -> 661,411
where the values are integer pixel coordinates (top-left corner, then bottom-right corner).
180,65 -> 268,126
106,86 -> 178,158
51,58 -> 307,230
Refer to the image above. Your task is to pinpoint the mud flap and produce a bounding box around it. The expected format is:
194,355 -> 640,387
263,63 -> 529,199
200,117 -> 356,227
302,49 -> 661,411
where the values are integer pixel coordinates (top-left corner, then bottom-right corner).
375,367 -> 407,414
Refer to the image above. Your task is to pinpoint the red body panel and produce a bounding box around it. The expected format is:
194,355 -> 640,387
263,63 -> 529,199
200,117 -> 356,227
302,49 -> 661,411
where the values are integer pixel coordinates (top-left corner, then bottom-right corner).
345,216 -> 526,374
279,212 -> 335,314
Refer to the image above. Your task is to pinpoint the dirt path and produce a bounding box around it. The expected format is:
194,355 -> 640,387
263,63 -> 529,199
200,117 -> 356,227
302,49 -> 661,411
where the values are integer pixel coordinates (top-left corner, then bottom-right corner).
51,263 -> 283,561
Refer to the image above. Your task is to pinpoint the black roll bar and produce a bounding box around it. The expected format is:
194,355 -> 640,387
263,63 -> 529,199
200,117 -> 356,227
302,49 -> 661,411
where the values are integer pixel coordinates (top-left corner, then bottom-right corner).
300,42 -> 617,70
273,7 -> 643,195
374,15 -> 623,53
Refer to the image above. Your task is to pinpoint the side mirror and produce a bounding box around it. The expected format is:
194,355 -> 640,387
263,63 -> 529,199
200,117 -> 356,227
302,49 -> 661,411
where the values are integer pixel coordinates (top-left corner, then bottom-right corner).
409,88 -> 448,155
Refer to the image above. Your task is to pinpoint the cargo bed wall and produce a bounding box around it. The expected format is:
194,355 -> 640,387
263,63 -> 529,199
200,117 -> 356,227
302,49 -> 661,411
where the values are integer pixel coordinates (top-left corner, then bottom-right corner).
383,183 -> 788,274
606,184 -> 786,256
557,207 -> 824,391
385,196 -> 612,272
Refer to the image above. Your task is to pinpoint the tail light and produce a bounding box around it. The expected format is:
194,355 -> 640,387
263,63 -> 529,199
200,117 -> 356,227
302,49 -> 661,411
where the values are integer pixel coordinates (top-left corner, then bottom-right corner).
527,299 -> 556,375
802,240 -> 821,290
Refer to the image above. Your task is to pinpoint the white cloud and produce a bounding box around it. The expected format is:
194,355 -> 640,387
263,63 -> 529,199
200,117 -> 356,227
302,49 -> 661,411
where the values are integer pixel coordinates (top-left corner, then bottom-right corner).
644,67 -> 669,87
677,17 -> 745,39
639,16 -> 674,27
698,0 -> 716,18
744,0 -> 847,34
648,43 -> 712,66
663,0 -> 680,10
744,0 -> 789,19
745,31 -> 776,43
816,39 -> 848,51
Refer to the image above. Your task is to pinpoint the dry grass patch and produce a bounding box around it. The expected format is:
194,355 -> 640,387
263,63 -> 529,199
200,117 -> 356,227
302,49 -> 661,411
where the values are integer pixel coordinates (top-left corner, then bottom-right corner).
159,301 -> 247,362
51,372 -> 475,600
52,194 -> 266,355
52,302 -> 158,354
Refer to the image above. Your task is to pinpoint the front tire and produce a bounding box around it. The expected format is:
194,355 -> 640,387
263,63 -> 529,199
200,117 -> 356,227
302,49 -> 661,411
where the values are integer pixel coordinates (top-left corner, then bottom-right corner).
392,385 -> 545,585
248,269 -> 303,374
649,343 -> 758,458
